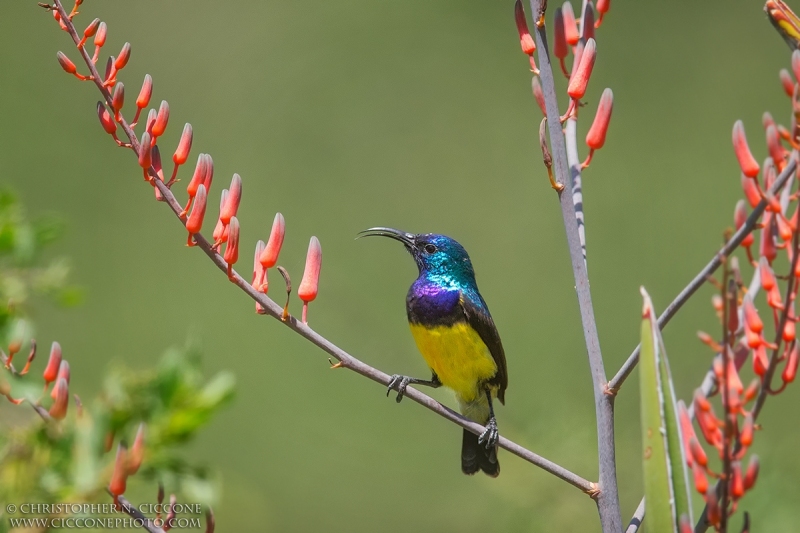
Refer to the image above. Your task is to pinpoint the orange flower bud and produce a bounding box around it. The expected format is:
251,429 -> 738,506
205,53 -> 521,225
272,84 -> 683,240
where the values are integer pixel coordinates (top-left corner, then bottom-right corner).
20,340 -> 36,376
253,240 -> 266,288
514,0 -> 535,56
780,69 -> 795,98
706,487 -> 721,526
740,412 -> 754,447
220,174 -> 242,224
783,344 -> 798,383
138,133 -> 152,169
696,407 -> 722,448
49,377 -> 69,419
145,108 -> 157,135
83,18 -> 100,40
136,74 -> 153,110
777,211 -> 794,242
744,454 -> 759,490
531,77 -> 546,115
792,50 -> 800,84
740,173 -> 761,209
596,0 -> 610,27
151,145 -> 165,200
726,356 -> 744,395
115,42 -> 131,70
151,100 -> 170,138
298,236 -> 322,304
760,257 -> 776,290
56,51 -> 77,74
186,154 -> 208,199
731,461 -> 745,499
744,378 -> 759,403
553,8 -> 567,59
213,190 -> 229,245
753,344 -> 769,377
128,423 -> 145,475
689,436 -> 707,467
761,215 -> 778,264
186,184 -> 207,235
96,102 -> 116,135
586,88 -> 613,149
224,216 -> 240,280
692,462 -> 708,495
43,341 -> 62,385
783,316 -> 795,343
733,120 -> 760,178
111,83 -> 124,117
94,21 -> 107,48
743,298 -> 763,333
582,4 -> 595,41
203,154 -> 214,191
766,124 -> 787,170
109,442 -> 128,497
260,213 -> 286,270
173,123 -> 193,166
694,389 -> 711,412
561,1 -> 579,46
567,38 -> 596,100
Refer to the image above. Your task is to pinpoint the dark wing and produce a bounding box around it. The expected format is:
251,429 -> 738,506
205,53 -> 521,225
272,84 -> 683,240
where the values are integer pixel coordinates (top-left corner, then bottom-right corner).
459,292 -> 508,403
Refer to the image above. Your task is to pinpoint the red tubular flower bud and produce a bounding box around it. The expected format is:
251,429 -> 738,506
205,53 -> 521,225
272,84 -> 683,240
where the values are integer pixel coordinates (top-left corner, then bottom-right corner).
561,1 -> 579,46
744,378 -> 759,403
694,389 -> 711,412
731,461 -> 745,499
49,377 -> 69,419
743,298 -> 763,333
115,42 -> 131,70
186,154 -> 208,199
777,211 -> 794,242
586,88 -> 613,149
727,357 -> 744,395
83,18 -> 100,39
753,344 -> 769,377
689,436 -> 708,467
213,190 -> 229,245
759,257 -> 776,290
783,344 -> 799,383
766,124 -> 787,170
151,100 -> 170,138
136,74 -> 153,110
567,38 -> 596,100
740,413 -> 754,447
111,83 -> 124,115
185,184 -> 207,235
57,51 -> 77,74
732,120 -> 760,178
531,77 -> 546,115
679,515 -> 692,533
780,69 -> 795,97
109,443 -> 128,497
761,215 -> 778,264
43,341 -> 62,385
299,237 -> 322,303
260,213 -> 286,270
582,3 -> 595,41
733,200 -> 755,248
706,487 -> 721,526
596,0 -> 610,27
744,455 -> 759,491
763,111 -> 777,131
783,316 -> 795,343
692,462 -> 708,495
128,423 -> 145,475
224,216 -> 240,279
94,21 -> 107,48
677,401 -> 695,467
740,173 -> 761,209
514,0 -> 536,56
145,109 -> 157,135
553,8 -> 567,59
173,123 -> 193,165
138,133 -> 152,169
220,174 -> 242,224
696,407 -> 722,449
253,240 -> 266,288
96,102 -> 116,135
792,50 -> 800,84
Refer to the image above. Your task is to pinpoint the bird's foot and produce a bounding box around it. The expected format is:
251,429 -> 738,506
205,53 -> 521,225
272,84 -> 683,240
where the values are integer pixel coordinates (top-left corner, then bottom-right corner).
478,418 -> 499,449
386,374 -> 413,403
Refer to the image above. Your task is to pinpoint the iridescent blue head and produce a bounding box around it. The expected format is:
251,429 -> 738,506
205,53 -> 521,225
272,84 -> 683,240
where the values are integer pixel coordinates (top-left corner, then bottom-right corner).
359,227 -> 476,286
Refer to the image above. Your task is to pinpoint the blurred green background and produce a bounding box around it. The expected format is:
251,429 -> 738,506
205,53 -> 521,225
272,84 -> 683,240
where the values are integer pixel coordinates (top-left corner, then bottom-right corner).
1,1 -> 799,531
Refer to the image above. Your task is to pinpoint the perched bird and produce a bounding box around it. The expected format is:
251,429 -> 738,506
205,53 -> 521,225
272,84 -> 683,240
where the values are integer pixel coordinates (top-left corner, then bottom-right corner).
360,227 -> 508,476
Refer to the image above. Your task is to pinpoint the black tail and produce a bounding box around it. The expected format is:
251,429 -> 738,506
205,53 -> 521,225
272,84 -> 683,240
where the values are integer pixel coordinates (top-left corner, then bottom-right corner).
461,429 -> 499,477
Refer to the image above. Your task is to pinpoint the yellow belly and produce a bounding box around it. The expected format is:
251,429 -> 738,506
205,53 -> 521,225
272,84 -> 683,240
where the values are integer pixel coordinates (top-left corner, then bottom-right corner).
409,322 -> 498,405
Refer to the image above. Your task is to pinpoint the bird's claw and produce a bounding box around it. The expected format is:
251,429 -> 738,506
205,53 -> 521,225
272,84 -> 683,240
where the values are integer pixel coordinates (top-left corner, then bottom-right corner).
386,374 -> 411,403
478,419 -> 499,449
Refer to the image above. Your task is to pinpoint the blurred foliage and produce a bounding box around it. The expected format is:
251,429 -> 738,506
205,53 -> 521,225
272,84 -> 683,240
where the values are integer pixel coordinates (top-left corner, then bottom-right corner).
0,191 -> 234,531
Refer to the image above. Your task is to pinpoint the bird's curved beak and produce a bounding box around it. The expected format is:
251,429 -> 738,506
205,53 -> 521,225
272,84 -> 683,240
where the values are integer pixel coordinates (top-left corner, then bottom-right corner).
357,227 -> 416,248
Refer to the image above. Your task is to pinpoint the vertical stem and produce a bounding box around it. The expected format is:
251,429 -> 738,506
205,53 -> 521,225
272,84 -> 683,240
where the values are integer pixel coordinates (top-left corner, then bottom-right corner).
529,2 -> 622,531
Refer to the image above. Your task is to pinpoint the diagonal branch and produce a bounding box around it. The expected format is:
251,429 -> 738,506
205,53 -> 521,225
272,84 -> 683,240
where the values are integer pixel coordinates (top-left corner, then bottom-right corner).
608,157 -> 798,394
48,0 -> 594,495
528,1 -> 622,531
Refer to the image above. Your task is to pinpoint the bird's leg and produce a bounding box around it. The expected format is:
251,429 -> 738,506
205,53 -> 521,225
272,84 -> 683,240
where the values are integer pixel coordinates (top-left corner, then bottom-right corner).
386,372 -> 441,403
477,389 -> 499,449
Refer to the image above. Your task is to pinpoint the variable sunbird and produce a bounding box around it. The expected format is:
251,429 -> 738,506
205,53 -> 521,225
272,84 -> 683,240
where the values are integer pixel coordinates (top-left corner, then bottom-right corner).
361,227 -> 508,476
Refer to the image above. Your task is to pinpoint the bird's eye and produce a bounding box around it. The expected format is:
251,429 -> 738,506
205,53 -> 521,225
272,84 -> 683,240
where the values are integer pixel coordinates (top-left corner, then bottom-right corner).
424,244 -> 437,254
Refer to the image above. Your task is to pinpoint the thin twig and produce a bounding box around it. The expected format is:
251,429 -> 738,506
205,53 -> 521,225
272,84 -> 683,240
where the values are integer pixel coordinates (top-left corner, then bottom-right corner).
115,494 -> 165,533
529,1 -> 622,531
608,157 -> 798,393
49,0 -> 594,495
